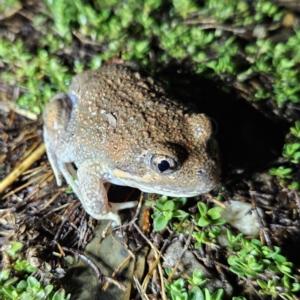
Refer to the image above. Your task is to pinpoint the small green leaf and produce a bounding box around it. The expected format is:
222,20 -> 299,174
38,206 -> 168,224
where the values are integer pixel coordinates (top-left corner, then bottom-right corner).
45,284 -> 54,296
16,280 -> 27,290
4,276 -> 19,287
0,269 -> 11,281
197,202 -> 207,216
52,288 -> 69,300
212,218 -> 227,226
26,265 -> 38,273
173,278 -> 185,290
163,211 -> 173,220
211,288 -> 224,300
269,166 -> 292,178
163,200 -> 175,211
187,269 -> 207,287
27,276 -> 39,289
277,264 -> 292,275
193,231 -> 209,247
3,286 -> 18,298
7,241 -> 23,257
160,195 -> 168,202
154,202 -> 164,212
154,215 -> 168,231
292,283 -> 300,292
165,268 -> 172,277
207,207 -> 223,220
229,265 -> 244,277
172,209 -> 189,220
189,286 -> 204,300
177,197 -> 187,207
198,216 -> 210,227
257,279 -> 268,288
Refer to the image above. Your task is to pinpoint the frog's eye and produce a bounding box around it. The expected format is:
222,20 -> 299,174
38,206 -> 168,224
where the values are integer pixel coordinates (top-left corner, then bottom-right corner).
149,154 -> 179,175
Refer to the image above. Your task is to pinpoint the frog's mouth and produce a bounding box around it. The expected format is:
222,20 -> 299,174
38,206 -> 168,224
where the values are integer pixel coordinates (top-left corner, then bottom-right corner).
112,169 -> 217,197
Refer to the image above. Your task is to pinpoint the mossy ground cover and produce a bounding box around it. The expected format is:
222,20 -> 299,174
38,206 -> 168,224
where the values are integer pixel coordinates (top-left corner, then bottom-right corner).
1,0 -> 300,299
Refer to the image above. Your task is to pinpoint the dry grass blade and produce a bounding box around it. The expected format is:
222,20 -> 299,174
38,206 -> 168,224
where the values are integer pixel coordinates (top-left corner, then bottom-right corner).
133,223 -> 166,300
134,276 -> 150,300
53,201 -> 81,241
3,170 -> 52,200
207,193 -> 227,208
167,223 -> 194,282
39,191 -> 61,211
4,101 -> 38,120
0,143 -> 46,194
102,246 -> 142,291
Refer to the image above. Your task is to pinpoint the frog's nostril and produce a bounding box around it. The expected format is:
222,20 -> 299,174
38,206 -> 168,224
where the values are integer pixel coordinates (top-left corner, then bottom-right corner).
198,168 -> 205,177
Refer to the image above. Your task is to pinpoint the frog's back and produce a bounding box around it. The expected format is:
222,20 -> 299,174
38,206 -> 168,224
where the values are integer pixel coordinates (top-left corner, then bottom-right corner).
70,64 -> 188,122
69,64 -> 194,160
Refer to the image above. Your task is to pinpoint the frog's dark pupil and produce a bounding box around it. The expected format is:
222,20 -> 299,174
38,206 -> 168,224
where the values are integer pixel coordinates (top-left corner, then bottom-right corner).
158,160 -> 170,172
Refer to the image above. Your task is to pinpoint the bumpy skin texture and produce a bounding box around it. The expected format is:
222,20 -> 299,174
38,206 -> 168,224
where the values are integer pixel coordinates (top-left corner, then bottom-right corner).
43,61 -> 220,224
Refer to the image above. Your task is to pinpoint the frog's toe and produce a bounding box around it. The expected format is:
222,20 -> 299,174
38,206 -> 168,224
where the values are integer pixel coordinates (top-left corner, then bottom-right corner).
90,211 -> 121,226
82,201 -> 138,225
109,201 -> 138,212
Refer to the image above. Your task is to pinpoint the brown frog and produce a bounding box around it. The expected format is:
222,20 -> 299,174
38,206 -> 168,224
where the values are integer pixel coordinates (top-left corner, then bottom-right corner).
43,61 -> 220,224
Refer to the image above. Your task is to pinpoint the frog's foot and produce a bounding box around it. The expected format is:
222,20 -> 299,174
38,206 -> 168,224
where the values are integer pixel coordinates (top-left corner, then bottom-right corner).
109,201 -> 138,212
76,160 -> 138,225
87,201 -> 138,226
109,201 -> 138,225
88,210 -> 122,226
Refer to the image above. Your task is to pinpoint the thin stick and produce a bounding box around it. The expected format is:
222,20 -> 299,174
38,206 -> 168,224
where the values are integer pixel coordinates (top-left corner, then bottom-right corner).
102,246 -> 142,291
133,223 -> 166,300
61,247 -> 126,291
167,223 -> 194,282
39,191 -> 61,211
44,203 -> 75,218
23,139 -> 41,159
53,201 -> 81,241
133,276 -> 150,300
207,193 -> 227,208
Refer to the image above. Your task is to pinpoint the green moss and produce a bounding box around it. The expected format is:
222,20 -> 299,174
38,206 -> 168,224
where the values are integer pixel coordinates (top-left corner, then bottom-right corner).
270,121 -> 300,192
0,0 -> 298,112
0,242 -> 70,300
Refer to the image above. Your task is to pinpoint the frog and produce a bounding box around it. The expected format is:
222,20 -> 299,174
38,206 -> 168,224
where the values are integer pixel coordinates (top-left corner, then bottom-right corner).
43,60 -> 220,225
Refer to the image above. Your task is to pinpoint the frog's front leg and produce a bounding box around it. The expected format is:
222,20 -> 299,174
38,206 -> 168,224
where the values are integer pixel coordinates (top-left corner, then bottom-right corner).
76,160 -> 138,225
43,129 -> 63,186
43,92 -> 74,186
